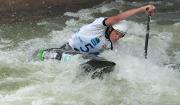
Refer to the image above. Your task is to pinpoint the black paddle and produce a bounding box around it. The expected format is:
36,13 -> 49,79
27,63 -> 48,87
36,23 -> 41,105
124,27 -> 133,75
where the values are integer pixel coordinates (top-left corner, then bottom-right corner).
144,15 -> 151,59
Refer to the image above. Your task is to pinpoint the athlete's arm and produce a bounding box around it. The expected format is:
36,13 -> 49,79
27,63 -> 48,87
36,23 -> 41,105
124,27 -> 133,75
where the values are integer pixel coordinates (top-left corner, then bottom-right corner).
105,4 -> 155,26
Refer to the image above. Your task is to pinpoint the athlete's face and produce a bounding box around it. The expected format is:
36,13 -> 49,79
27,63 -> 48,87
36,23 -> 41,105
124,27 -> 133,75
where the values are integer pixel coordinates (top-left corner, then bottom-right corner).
109,30 -> 124,43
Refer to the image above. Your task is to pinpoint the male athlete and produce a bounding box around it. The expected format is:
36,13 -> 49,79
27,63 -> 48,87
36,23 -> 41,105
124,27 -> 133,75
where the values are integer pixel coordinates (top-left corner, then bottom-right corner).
36,4 -> 155,78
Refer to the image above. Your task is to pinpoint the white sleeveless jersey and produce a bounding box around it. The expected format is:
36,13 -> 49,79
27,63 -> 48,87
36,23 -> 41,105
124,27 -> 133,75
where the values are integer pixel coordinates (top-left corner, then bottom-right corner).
68,17 -> 112,54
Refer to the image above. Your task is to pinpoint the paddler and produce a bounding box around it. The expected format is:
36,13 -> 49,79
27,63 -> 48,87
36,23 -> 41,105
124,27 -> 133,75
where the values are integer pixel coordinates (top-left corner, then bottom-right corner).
37,4 -> 155,60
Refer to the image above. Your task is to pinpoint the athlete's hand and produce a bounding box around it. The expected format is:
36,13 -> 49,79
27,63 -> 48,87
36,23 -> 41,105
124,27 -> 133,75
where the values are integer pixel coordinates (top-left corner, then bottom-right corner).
144,4 -> 156,16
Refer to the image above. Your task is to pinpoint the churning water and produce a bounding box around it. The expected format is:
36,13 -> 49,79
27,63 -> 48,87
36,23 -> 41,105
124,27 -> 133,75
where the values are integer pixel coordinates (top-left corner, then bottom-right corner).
0,0 -> 180,105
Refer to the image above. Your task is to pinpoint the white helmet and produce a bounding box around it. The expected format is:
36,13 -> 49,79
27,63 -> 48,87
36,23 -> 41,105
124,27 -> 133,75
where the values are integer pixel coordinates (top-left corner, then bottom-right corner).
112,20 -> 128,35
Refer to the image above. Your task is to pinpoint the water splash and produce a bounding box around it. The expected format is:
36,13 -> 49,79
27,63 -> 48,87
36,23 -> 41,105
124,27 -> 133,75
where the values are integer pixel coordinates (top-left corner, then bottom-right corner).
0,1 -> 180,105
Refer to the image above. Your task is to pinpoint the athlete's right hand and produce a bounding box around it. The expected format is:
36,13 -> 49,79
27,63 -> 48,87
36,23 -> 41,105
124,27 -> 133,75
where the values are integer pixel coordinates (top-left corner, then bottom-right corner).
144,4 -> 156,16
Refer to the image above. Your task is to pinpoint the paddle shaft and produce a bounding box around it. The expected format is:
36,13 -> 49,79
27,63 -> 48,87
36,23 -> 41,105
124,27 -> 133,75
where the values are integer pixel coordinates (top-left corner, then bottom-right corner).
144,16 -> 151,59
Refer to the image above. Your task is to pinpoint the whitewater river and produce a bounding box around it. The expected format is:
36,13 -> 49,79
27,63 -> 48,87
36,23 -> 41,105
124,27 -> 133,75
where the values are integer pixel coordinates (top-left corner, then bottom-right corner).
0,0 -> 180,105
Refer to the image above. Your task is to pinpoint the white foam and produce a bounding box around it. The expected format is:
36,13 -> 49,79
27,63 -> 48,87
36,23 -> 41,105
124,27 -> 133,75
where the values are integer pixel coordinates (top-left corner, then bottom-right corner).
64,1 -> 118,20
174,22 -> 180,26
173,51 -> 180,63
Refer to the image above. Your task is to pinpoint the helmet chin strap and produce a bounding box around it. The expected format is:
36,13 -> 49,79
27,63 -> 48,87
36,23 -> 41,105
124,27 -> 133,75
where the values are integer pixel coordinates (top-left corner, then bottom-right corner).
105,26 -> 114,39
105,26 -> 114,50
